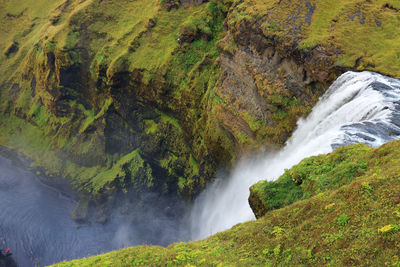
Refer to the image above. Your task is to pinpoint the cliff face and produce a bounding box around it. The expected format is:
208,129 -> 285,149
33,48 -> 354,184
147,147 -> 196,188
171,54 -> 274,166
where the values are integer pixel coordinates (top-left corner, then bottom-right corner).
1,0 -> 400,219
212,0 -> 400,150
0,0 -> 233,218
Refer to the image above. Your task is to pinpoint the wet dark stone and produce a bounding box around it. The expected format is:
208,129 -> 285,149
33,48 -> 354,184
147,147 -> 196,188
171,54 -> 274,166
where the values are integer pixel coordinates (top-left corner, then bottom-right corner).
4,42 -> 18,57
9,84 -> 21,102
305,1 -> 316,25
30,77 -> 36,97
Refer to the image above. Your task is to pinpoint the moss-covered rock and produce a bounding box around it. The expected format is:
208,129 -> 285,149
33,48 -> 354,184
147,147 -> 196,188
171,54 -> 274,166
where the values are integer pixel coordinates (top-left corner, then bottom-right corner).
1,0 -> 400,221
0,0 -> 233,217
53,139 -> 400,266
211,0 -> 400,149
233,0 -> 400,77
249,143 -> 372,218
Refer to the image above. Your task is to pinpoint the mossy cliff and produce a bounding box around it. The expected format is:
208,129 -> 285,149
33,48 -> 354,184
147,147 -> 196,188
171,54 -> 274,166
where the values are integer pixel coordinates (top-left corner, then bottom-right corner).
1,0 -> 400,220
214,0 -> 400,147
0,0 -> 233,218
54,139 -> 400,266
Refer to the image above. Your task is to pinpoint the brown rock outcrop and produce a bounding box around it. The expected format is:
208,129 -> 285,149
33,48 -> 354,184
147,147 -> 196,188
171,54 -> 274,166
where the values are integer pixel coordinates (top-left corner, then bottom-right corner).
213,5 -> 346,150
180,0 -> 208,7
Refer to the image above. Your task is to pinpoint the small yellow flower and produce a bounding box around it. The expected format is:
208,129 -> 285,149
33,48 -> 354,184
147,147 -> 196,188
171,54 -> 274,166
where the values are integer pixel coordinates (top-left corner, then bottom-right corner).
378,224 -> 393,233
324,203 -> 336,210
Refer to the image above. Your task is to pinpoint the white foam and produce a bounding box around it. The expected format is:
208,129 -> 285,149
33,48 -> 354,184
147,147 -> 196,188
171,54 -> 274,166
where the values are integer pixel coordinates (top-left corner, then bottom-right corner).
190,71 -> 400,240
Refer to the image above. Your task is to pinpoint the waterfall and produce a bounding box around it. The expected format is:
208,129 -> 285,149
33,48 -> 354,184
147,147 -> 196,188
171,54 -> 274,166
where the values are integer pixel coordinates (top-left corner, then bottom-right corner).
190,71 -> 400,240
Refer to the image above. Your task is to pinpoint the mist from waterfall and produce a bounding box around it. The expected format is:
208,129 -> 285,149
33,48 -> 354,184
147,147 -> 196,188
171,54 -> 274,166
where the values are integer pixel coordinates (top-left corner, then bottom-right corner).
190,71 -> 400,240
0,152 -> 187,266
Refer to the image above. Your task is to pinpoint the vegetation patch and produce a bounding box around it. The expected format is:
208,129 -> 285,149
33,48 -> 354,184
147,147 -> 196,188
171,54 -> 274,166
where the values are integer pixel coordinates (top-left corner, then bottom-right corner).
0,0 -> 232,205
250,143 -> 372,217
53,139 -> 400,266
232,0 -> 400,77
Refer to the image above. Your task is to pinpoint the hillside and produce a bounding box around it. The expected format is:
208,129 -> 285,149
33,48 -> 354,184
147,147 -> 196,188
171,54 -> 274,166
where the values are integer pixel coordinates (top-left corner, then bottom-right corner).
53,139 -> 400,266
1,0 -> 400,230
2,0 -> 400,265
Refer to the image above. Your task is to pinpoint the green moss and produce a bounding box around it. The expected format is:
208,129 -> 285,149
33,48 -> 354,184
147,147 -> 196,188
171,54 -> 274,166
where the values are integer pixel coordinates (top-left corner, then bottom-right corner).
133,7 -> 199,70
0,0 -> 231,201
251,143 -> 373,213
29,104 -> 52,127
53,139 -> 400,266
95,98 -> 113,120
177,177 -> 186,191
251,174 -> 303,212
189,154 -> 199,176
144,120 -> 158,135
87,149 -> 155,193
336,214 -> 350,227
210,89 -> 225,105
157,110 -> 184,134
78,105 -> 95,134
239,0 -> 400,77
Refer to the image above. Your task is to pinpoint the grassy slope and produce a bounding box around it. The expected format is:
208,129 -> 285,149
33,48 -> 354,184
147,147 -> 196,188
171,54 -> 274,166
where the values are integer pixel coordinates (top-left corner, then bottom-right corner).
1,0 -> 400,265
241,0 -> 400,77
54,140 -> 400,266
249,143 -> 372,218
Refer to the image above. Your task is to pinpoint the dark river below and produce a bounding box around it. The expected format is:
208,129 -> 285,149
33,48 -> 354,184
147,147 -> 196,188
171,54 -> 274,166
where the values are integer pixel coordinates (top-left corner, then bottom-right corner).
0,153 -> 148,266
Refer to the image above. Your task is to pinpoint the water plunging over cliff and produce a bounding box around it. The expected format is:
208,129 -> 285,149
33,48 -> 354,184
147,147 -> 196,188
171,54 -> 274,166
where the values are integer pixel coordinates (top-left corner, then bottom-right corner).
190,71 -> 400,240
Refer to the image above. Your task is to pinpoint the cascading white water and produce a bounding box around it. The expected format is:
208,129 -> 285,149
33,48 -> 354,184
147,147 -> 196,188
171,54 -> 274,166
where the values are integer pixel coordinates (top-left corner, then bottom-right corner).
190,71 -> 400,240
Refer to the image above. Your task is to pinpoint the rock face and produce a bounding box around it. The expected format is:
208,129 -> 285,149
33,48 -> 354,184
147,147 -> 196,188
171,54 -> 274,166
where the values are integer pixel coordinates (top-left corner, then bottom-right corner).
180,0 -> 208,7
248,183 -> 268,219
0,0 -> 234,220
212,3 -> 345,150
1,0 -> 400,220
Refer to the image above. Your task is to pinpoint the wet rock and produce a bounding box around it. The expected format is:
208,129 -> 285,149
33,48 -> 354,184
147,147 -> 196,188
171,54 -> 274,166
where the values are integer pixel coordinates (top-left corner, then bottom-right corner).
248,184 -> 268,219
179,27 -> 196,44
50,14 -> 61,25
383,3 -> 400,12
147,18 -> 156,29
161,0 -> 180,11
8,83 -> 21,102
315,70 -> 329,82
180,0 -> 208,7
71,200 -> 89,223
4,42 -> 18,57
305,1 -> 316,25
